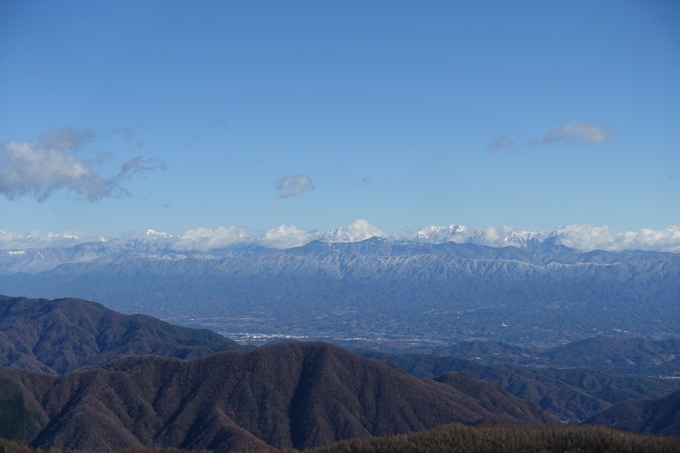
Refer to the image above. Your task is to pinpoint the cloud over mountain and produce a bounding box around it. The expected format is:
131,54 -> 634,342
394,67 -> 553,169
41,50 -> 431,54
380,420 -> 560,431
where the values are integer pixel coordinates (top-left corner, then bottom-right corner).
0,127 -> 165,202
2,221 -> 680,254
319,219 -> 387,243
0,229 -> 103,251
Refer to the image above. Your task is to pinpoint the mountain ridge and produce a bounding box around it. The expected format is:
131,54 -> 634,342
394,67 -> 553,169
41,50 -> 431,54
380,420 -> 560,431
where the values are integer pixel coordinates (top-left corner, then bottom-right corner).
2,238 -> 678,346
0,342 -> 558,452
586,388 -> 680,436
0,295 -> 241,374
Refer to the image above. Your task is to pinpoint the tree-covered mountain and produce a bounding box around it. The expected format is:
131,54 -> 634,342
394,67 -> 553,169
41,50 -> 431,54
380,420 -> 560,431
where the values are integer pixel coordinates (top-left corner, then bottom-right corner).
0,295 -> 241,374
356,350 -> 680,423
0,342 -> 557,452
586,388 -> 680,436
276,423 -> 680,453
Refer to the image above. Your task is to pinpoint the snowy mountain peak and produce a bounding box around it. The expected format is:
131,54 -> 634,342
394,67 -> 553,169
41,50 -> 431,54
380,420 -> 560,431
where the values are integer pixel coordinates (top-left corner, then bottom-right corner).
2,221 -> 680,254
144,229 -> 173,240
319,219 -> 387,243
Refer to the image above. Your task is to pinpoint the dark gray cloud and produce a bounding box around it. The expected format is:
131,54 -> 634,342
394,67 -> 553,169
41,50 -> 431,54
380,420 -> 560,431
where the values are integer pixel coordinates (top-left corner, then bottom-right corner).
0,127 -> 165,202
275,175 -> 314,198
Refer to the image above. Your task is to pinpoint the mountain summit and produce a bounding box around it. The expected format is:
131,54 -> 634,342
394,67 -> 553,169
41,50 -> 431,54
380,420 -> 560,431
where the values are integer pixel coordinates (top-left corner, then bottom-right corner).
0,295 -> 240,374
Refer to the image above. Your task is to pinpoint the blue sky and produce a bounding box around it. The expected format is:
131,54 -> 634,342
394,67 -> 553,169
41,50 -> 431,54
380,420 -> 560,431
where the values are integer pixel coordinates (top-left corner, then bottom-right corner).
1,0 -> 679,238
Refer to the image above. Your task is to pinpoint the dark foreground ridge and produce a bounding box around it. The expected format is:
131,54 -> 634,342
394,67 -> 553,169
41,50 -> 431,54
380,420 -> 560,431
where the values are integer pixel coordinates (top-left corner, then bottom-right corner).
0,342 -> 557,452
0,295 -> 241,374
1,423 -> 679,453
281,423 -> 680,453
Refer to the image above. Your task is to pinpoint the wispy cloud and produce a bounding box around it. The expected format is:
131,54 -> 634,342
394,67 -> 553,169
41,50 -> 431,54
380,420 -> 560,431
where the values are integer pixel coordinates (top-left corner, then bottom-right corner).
487,136 -> 518,152
212,119 -> 229,130
527,120 -> 611,147
275,175 -> 314,198
112,126 -> 144,147
111,127 -> 134,141
0,127 -> 165,202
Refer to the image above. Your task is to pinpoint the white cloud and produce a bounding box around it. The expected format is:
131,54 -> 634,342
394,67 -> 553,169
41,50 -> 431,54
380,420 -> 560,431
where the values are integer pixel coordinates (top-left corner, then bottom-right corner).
527,120 -> 611,147
260,224 -> 318,249
174,226 -> 252,251
275,175 -> 314,198
3,222 -> 680,254
555,224 -> 680,253
0,127 -> 165,202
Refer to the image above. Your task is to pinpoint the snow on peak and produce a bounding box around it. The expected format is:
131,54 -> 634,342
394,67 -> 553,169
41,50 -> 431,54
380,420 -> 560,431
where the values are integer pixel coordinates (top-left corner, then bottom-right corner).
401,224 -> 542,248
319,219 -> 386,243
3,221 -> 680,253
144,229 -> 173,240
0,229 -> 100,251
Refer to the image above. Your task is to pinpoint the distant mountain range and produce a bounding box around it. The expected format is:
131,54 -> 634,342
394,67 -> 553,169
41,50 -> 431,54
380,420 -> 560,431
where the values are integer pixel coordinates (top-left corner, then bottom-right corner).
1,235 -> 679,346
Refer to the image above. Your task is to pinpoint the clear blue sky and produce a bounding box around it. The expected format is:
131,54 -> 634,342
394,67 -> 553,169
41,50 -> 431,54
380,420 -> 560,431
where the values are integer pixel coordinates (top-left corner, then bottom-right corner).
1,0 -> 679,237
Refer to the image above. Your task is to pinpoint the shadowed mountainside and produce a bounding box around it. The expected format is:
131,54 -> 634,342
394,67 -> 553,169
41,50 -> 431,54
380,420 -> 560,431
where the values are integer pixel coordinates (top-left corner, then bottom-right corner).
586,388 -> 680,436
356,350 -> 679,422
0,295 -> 241,374
0,342 -> 557,452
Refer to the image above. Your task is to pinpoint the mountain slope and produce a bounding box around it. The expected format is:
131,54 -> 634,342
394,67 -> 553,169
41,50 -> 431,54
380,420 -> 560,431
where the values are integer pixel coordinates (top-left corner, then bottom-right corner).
356,350 -> 679,422
0,342 -> 557,452
0,295 -> 240,374
586,388 -> 680,436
